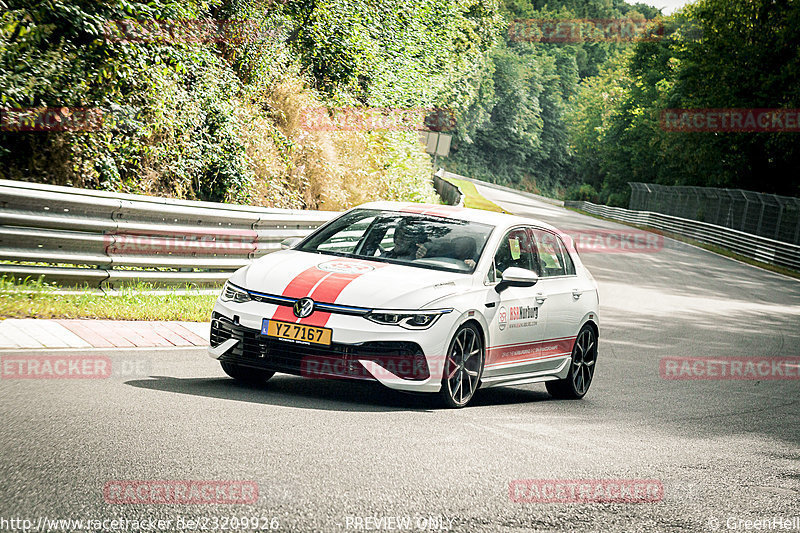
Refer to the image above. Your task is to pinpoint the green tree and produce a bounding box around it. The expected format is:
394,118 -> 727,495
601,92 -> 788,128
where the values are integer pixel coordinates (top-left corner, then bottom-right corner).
571,0 -> 800,204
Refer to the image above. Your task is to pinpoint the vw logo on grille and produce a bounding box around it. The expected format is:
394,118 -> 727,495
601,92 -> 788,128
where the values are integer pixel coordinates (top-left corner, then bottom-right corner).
293,297 -> 315,318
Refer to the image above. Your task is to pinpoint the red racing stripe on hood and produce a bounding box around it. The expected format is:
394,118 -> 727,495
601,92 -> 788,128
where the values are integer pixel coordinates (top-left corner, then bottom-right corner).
270,268 -> 330,323
270,259 -> 384,326
299,271 -> 363,327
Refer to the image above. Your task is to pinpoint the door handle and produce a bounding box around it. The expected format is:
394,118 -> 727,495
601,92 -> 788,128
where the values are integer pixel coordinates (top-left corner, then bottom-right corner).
572,289 -> 582,300
535,293 -> 547,304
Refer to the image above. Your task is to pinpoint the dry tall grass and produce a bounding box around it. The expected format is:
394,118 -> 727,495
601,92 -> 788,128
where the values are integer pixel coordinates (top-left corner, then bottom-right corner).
240,76 -> 438,211
1,73 -> 439,211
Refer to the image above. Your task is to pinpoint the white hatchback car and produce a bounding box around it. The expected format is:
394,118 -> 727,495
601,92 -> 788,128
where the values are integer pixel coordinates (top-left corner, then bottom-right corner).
209,202 -> 599,408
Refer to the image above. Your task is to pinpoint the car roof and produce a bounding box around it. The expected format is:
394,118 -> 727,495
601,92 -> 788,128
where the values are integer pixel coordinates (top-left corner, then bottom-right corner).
355,201 -> 561,233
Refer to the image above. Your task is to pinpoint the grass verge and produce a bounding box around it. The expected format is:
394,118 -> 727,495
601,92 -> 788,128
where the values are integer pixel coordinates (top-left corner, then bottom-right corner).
440,176 -> 506,213
565,207 -> 800,280
0,277 -> 217,321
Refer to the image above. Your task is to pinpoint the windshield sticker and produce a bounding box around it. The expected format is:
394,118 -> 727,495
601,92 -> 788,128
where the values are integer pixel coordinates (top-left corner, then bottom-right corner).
510,238 -> 521,260
317,260 -> 375,274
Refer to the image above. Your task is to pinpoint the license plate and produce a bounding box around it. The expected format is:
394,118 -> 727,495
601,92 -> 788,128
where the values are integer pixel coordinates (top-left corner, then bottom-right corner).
261,319 -> 332,346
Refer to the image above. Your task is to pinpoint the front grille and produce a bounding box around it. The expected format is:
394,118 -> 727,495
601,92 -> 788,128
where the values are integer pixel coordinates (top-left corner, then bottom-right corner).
244,289 -> 370,316
211,313 -> 429,381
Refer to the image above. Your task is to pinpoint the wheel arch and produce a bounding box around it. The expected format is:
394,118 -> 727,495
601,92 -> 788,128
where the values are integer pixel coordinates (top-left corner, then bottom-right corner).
583,319 -> 599,339
460,318 -> 486,349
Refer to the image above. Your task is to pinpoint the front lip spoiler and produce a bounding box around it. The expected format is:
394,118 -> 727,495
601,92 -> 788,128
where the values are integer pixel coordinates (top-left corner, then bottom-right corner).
208,338 -> 238,359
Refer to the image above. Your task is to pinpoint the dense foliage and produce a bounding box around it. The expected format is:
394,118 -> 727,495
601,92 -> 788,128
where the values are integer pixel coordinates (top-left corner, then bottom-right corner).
447,0 -> 661,198
0,0 -> 497,208
2,0 -> 797,208
566,0 -> 800,205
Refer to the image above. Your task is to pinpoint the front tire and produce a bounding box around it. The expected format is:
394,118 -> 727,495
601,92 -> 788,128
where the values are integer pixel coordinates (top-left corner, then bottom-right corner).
439,323 -> 485,408
546,324 -> 597,399
220,362 -> 274,385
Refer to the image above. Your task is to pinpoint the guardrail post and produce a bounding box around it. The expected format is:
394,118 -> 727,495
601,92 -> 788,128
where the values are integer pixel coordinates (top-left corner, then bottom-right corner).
795,213 -> 800,246
714,191 -> 723,226
774,201 -> 784,241
740,191 -> 749,232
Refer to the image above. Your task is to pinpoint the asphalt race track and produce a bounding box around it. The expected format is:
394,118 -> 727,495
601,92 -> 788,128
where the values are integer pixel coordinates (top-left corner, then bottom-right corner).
1,187 -> 799,532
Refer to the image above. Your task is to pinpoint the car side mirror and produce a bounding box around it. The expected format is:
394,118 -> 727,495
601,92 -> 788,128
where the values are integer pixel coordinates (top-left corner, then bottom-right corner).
281,237 -> 302,250
495,267 -> 539,293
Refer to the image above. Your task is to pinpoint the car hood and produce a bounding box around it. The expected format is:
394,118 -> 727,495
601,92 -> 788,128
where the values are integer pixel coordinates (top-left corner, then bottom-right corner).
233,250 -> 472,310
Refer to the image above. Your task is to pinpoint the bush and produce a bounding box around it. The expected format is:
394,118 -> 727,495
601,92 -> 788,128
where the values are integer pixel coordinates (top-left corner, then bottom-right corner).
0,0 -> 495,210
565,183 -> 599,203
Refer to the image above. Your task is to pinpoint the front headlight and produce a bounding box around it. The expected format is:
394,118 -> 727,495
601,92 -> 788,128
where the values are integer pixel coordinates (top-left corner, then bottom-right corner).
220,281 -> 251,303
365,309 -> 452,330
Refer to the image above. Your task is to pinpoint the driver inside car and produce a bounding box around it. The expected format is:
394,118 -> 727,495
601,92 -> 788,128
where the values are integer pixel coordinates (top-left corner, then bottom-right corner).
384,220 -> 428,260
450,236 -> 477,269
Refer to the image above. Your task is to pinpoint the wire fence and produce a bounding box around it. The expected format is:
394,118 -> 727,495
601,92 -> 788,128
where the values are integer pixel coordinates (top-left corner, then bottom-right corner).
629,183 -> 800,245
564,200 -> 800,272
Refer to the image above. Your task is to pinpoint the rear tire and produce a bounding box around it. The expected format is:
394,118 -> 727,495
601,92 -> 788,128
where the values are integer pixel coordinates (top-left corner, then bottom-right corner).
546,324 -> 597,399
220,362 -> 274,385
439,323 -> 484,408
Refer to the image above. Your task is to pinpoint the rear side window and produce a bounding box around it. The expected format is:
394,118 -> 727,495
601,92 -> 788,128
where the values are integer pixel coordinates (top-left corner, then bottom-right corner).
531,229 -> 576,277
493,228 -> 539,279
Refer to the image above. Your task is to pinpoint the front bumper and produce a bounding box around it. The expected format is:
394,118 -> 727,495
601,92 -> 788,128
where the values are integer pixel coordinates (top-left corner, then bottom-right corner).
209,300 -> 451,393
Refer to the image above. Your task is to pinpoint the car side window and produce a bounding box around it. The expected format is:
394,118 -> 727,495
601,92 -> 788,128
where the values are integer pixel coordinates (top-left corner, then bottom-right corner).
559,236 -> 576,276
493,228 -> 538,280
531,229 -> 576,277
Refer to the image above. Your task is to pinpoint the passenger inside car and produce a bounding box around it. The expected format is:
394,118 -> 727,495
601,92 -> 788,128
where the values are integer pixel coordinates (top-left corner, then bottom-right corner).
494,229 -> 542,279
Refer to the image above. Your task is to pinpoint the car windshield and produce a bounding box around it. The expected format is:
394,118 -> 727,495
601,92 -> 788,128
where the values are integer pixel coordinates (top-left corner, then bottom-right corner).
297,209 -> 494,273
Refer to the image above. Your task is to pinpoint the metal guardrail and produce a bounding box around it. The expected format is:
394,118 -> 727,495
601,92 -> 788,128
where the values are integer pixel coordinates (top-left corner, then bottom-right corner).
565,200 -> 800,272
433,169 -> 464,206
0,180 -> 335,287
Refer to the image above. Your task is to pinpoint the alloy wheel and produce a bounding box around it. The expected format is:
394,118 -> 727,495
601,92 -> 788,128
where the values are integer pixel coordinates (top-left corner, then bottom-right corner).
443,325 -> 484,407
